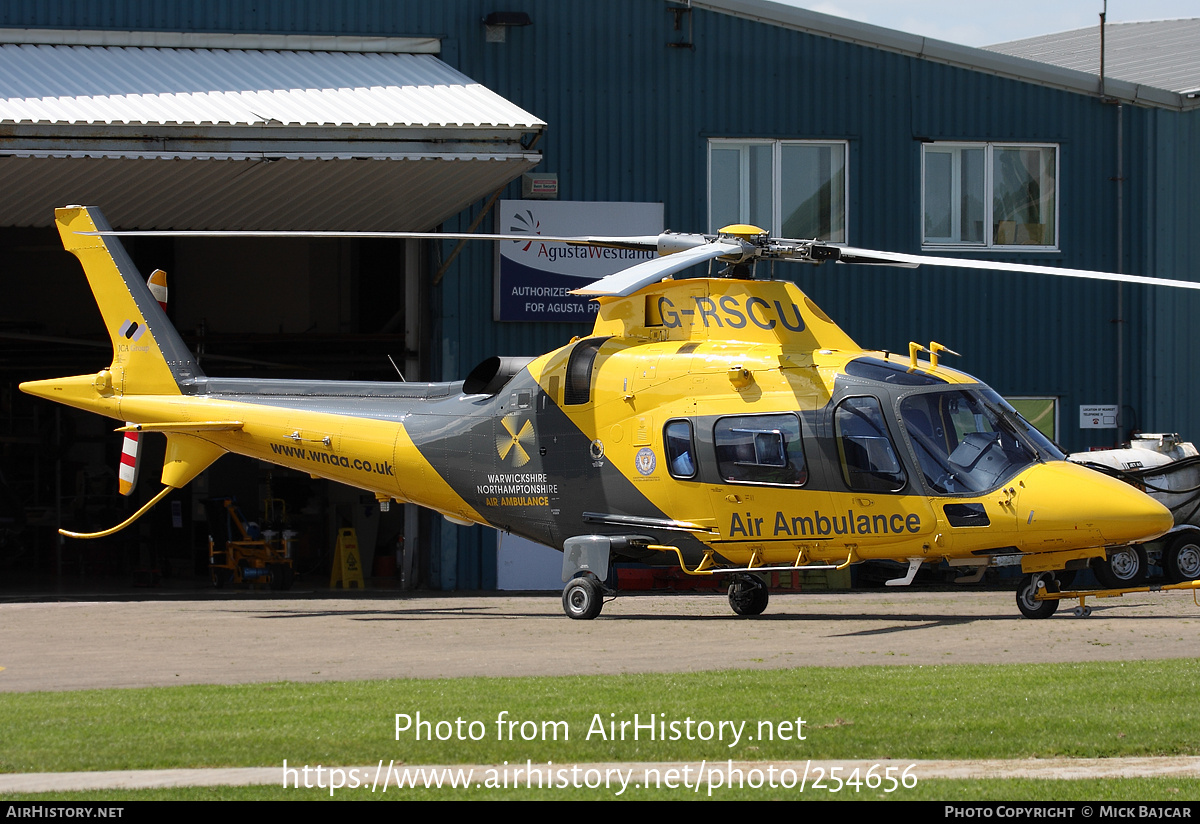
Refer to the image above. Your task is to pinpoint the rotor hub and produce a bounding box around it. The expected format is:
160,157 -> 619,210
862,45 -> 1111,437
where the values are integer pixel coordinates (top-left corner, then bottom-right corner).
713,224 -> 769,267
717,223 -> 769,241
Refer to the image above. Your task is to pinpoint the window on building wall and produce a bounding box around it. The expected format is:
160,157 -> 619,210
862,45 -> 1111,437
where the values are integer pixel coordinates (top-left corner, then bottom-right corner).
922,143 -> 1057,249
1005,397 -> 1059,442
709,140 -> 847,242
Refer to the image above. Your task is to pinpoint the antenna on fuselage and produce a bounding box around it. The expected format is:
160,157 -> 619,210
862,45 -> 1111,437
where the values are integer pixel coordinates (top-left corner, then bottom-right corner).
387,355 -> 407,381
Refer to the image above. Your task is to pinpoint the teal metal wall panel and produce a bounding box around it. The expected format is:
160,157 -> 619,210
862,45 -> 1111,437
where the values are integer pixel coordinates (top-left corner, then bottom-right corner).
1135,109 -> 1200,435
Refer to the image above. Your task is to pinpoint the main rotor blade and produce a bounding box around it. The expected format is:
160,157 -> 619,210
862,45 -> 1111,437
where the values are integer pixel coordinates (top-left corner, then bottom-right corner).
82,229 -> 666,250
571,241 -> 743,297
833,245 -> 1200,290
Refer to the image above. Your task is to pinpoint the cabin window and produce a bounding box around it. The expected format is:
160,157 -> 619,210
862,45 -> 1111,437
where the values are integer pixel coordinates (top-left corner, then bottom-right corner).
664,420 -> 697,479
922,143 -> 1058,249
713,413 -> 807,486
834,396 -> 907,493
708,139 -> 847,242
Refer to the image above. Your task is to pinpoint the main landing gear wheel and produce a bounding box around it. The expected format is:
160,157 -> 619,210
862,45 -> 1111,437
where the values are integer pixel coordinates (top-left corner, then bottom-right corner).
728,574 -> 769,616
1016,572 -> 1059,619
1164,534 -> 1200,583
1091,546 -> 1147,588
562,576 -> 604,620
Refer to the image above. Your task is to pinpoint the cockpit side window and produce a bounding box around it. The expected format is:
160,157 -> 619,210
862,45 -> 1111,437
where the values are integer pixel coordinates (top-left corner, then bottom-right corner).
835,396 -> 907,492
713,413 -> 807,486
900,392 -> 964,493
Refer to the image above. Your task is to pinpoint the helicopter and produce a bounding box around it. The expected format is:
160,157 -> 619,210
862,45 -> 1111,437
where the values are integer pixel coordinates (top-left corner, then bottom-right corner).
20,205 -> 1200,620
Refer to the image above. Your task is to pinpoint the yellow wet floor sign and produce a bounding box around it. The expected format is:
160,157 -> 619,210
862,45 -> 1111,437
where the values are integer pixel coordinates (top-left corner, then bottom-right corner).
330,528 -> 364,589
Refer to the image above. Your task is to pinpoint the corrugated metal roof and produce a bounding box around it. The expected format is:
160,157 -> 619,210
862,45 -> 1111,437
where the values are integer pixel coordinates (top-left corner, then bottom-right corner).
0,30 -> 544,228
0,41 -> 544,128
694,0 -> 1197,109
986,19 -> 1200,96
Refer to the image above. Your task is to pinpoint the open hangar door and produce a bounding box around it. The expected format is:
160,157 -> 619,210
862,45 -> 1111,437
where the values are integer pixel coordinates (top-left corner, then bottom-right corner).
0,30 -> 543,588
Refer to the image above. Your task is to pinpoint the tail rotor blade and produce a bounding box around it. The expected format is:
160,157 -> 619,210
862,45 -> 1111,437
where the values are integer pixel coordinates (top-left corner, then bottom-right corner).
147,269 -> 169,309
118,429 -> 141,497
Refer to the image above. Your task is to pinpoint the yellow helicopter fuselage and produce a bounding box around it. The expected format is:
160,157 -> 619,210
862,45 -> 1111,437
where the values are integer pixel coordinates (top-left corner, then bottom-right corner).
20,206 -> 1175,616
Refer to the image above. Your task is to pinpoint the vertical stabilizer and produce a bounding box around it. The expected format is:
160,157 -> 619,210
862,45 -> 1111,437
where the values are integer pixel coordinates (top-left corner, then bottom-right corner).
55,206 -> 201,395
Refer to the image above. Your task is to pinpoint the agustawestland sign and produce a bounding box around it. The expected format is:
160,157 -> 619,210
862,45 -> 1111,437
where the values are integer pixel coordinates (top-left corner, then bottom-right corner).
495,200 -> 664,322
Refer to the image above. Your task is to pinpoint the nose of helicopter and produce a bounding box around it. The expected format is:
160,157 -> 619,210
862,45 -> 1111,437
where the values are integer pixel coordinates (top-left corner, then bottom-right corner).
1016,461 -> 1174,547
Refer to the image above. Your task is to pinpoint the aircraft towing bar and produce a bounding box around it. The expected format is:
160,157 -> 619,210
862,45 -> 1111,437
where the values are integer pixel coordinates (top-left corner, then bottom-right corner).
1035,579 -> 1200,618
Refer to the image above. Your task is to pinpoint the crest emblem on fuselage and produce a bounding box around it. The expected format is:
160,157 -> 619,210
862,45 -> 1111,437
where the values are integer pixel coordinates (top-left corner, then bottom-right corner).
635,447 -> 656,476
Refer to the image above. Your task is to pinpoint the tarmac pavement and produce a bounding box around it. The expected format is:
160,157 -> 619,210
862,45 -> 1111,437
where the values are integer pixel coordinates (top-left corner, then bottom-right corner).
2,586 -> 1199,691
3,585 -> 1199,794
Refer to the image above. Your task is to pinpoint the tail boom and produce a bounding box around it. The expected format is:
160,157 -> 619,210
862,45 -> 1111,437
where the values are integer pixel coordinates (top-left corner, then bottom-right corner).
22,206 -> 486,535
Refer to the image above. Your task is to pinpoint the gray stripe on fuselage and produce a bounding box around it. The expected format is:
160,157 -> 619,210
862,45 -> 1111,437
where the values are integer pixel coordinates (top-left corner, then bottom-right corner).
205,364 -> 717,562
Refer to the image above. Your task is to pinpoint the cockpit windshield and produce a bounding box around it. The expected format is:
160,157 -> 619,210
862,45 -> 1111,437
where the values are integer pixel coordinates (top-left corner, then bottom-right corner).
899,387 -> 1064,494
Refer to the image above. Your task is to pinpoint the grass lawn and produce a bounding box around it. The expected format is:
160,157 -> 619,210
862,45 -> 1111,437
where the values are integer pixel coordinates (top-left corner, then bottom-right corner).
2,659 -> 1197,800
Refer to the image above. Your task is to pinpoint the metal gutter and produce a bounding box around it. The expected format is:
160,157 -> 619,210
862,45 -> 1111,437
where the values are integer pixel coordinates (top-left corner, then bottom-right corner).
0,28 -> 441,54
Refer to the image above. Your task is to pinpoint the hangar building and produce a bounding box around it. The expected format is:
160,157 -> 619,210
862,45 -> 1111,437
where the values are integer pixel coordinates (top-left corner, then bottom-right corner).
1,1 -> 1197,590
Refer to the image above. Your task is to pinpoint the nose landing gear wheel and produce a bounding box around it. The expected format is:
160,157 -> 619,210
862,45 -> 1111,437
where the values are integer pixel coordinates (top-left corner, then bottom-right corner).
562,576 -> 604,620
1016,572 -> 1060,619
728,574 -> 769,616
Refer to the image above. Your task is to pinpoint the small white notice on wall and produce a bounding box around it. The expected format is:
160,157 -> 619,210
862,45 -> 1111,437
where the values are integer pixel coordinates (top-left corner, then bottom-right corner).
1079,405 -> 1118,429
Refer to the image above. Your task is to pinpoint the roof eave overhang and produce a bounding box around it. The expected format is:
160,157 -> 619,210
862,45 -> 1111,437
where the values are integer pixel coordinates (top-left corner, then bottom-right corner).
0,125 -> 545,229
0,153 -> 543,230
1,123 -> 541,139
0,122 -> 544,154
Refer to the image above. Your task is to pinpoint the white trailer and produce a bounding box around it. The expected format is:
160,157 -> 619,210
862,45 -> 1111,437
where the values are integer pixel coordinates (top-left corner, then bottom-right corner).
1069,433 -> 1200,586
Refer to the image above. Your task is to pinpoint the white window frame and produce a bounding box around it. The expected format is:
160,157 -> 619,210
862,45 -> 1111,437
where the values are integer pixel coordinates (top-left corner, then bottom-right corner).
921,142 -> 1059,252
708,139 -> 849,242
